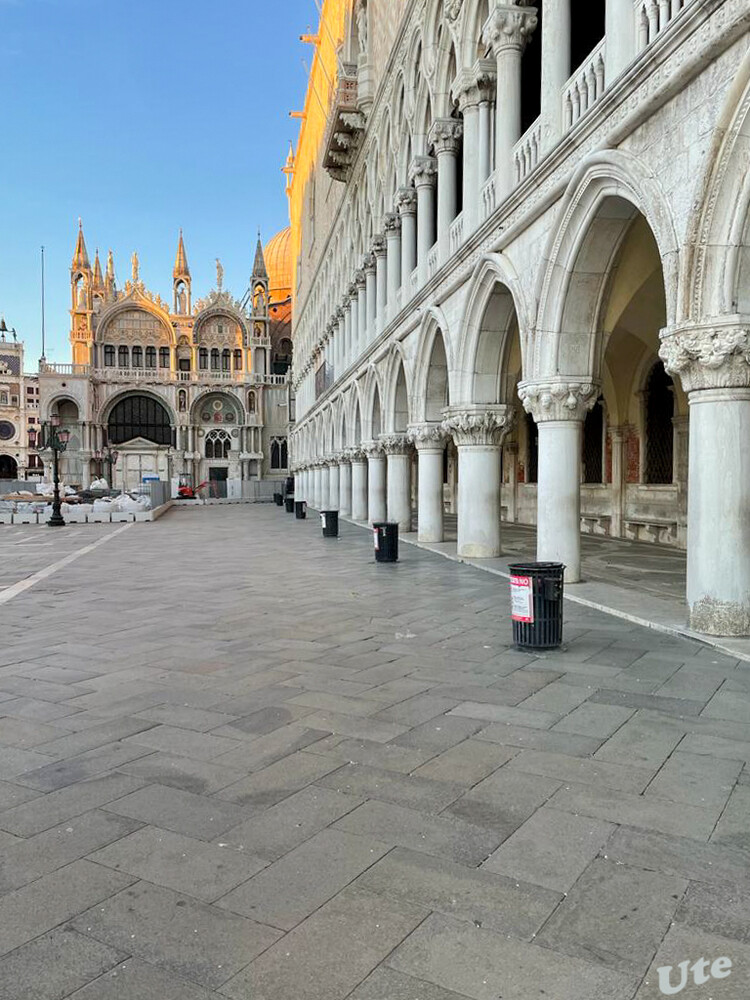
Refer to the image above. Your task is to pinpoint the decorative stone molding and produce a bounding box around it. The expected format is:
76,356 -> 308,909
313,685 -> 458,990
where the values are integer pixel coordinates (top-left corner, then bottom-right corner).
362,439 -> 384,458
452,60 -> 496,111
442,404 -> 514,447
348,282 -> 359,300
363,252 -> 377,275
482,4 -> 538,56
446,0 -> 463,22
408,422 -> 447,450
518,380 -> 599,422
347,446 -> 367,462
384,212 -> 402,235
379,433 -> 411,455
409,156 -> 438,188
396,187 -> 418,218
659,318 -> 750,392
428,118 -> 464,156
355,269 -> 366,290
371,234 -> 387,259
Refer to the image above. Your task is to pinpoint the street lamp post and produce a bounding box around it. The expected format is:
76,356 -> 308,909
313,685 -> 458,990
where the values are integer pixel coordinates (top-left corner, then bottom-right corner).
94,445 -> 119,488
29,416 -> 70,528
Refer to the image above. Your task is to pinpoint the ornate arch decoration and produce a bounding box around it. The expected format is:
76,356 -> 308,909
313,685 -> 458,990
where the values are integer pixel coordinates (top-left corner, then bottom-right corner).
682,48 -> 750,322
454,252 -> 531,404
411,304 -> 456,422
359,364 -> 385,440
44,394 -> 81,422
534,149 -> 680,382
193,301 -> 249,346
189,387 -> 247,425
96,294 -> 174,346
98,387 -> 176,427
380,342 -> 413,433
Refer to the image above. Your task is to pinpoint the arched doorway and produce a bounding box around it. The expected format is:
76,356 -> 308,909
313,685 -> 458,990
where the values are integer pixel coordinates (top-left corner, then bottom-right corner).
107,394 -> 173,490
0,455 -> 18,480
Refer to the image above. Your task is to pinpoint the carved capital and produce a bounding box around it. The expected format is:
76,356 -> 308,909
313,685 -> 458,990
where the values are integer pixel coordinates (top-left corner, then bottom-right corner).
379,433 -> 411,455
348,282 -> 359,300
409,155 -> 438,188
659,318 -> 750,392
446,0 -> 463,21
335,306 -> 345,322
451,60 -> 496,110
518,379 -> 599,422
347,446 -> 367,462
408,422 -> 446,450
355,269 -> 366,290
482,5 -> 538,57
395,186 -> 418,217
371,234 -> 387,258
428,117 -> 464,155
442,404 -> 514,447
362,439 -> 384,458
363,252 -> 377,274
384,211 -> 402,235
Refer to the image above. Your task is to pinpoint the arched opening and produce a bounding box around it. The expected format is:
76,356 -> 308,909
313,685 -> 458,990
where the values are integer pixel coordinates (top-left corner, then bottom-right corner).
424,330 -> 449,421
520,0 -> 543,133
392,361 -> 410,432
644,362 -> 674,484
570,0 -> 605,76
582,396 -> 605,484
371,385 -> 382,440
108,395 -> 172,445
0,455 -> 18,479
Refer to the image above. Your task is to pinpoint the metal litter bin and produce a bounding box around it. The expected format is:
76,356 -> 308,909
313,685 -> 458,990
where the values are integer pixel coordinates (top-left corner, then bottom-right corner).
321,510 -> 339,537
274,493 -> 283,506
295,500 -> 307,519
373,522 -> 398,563
508,562 -> 564,650
285,495 -> 295,513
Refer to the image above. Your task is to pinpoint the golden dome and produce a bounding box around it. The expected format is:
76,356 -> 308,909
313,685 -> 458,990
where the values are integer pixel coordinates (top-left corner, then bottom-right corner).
264,227 -> 292,299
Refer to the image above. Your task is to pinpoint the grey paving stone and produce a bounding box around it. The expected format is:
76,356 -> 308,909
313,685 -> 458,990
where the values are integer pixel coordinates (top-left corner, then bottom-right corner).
133,704 -> 239,732
711,783 -> 750,849
675,880 -> 750,943
605,825 -> 750,886
124,725 -> 242,761
65,957 -> 218,1000
0,772 -> 146,837
0,676 -> 93,703
633,923 -> 750,998
0,746 -> 56,780
475,721 -> 602,756
89,825 -> 267,902
0,717 -> 66,748
0,695 -> 83,723
333,799 -> 502,865
393,716 -> 484,751
680,733 -> 750,762
0,859 -> 134,957
646,751 -> 742,811
286,690 -> 384,718
212,724 -> 331,769
447,702 -> 561,729
702,688 -> 750,724
214,750 -> 341,808
220,886 -> 428,1000
589,689 -> 705,716
354,845 -> 560,938
217,828 -> 389,929
552,702 -> 635,738
348,967 -> 473,1000
386,911 -> 637,1000
448,765 -> 560,833
13,741 -> 154,792
0,779 -> 41,811
214,704 -> 315,739
655,667 -> 724,702
481,807 -> 615,892
116,751 -> 246,794
0,809 -> 143,893
103,783 -> 248,840
517,680 -> 594,715
411,740 -> 516,785
316,762 -> 464,813
593,715 -> 685,769
375,694 -> 459,726
294,710 -> 410,743
33,718 -> 159,760
216,784 -> 362,859
505,748 -> 654,792
0,927 -> 125,1000
303,736 -> 438,773
548,784 -> 720,840
70,881 -> 281,990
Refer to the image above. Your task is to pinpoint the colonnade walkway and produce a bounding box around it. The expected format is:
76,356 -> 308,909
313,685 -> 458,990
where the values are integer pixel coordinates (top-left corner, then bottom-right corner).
0,504 -> 748,998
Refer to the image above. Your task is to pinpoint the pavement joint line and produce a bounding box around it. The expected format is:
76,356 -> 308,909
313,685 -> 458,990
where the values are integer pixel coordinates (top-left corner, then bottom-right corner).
333,513 -> 750,665
0,523 -> 133,607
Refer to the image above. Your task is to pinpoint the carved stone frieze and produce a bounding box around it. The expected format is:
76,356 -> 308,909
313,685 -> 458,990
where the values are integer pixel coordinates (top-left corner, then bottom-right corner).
518,380 -> 599,422
371,234 -> 387,258
409,155 -> 438,187
428,118 -> 464,156
659,319 -> 750,392
442,405 -> 514,447
384,212 -> 402,234
407,422 -> 446,450
395,187 -> 418,217
362,439 -> 384,458
379,433 -> 411,454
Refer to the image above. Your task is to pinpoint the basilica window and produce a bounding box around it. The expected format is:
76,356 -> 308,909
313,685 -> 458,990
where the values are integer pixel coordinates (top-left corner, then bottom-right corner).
108,395 -> 172,446
234,350 -> 243,371
199,348 -> 208,370
644,361 -> 674,484
0,392 -> 7,405
205,429 -> 231,459
222,349 -> 231,372
582,397 -> 605,484
159,347 -> 170,369
270,436 -> 288,470
145,346 -> 157,368
132,346 -> 143,368
210,349 -> 220,370
118,346 -> 129,368
104,345 -> 115,367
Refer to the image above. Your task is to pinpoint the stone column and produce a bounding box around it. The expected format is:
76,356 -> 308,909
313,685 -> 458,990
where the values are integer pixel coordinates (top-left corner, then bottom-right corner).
384,213 -> 402,308
483,4 -> 538,199
364,254 -> 377,337
364,440 -> 387,525
320,460 -> 331,511
519,380 -> 599,584
606,0 -> 635,82
452,65 -> 493,230
429,118 -> 463,248
372,235 -> 388,330
356,270 -> 367,358
409,156 -> 437,277
335,308 -> 345,376
540,0 -> 571,152
328,458 -> 340,511
313,463 -> 322,508
505,440 -> 519,523
475,59 -> 497,184
661,320 -> 750,635
381,434 -> 412,531
343,297 -> 352,370
442,405 -> 514,558
349,284 -> 360,364
409,423 -> 446,543
339,452 -> 352,516
609,425 -> 626,538
299,467 -> 308,502
350,448 -> 368,521
396,188 -> 418,289
329,321 -> 339,381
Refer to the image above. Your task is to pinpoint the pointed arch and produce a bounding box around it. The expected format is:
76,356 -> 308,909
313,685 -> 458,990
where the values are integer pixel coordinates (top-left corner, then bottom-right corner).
382,344 -> 413,433
411,306 -> 456,422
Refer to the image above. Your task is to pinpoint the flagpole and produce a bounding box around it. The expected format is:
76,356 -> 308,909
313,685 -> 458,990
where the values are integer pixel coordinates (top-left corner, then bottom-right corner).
40,245 -> 46,365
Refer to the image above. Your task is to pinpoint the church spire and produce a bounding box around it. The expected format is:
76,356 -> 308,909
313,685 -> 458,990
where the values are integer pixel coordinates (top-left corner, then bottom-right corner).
92,249 -> 104,290
72,219 -> 90,271
283,141 -> 295,205
173,230 -> 191,315
173,228 -> 190,279
252,230 -> 268,280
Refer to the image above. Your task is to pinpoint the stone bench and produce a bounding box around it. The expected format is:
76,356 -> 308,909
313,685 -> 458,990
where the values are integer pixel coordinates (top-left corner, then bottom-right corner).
581,514 -> 611,536
624,518 -> 678,545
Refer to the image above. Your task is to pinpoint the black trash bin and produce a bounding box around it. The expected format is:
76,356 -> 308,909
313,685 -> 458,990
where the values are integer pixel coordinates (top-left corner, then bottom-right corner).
295,500 -> 307,520
274,493 -> 283,507
285,495 -> 295,513
373,522 -> 398,563
508,562 -> 565,650
321,510 -> 339,537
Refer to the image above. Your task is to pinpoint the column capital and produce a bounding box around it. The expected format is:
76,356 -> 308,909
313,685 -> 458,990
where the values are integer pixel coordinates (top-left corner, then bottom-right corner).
379,432 -> 411,455
371,234 -> 388,258
409,155 -> 438,188
408,422 -> 447,450
660,318 -> 750,392
363,252 -> 377,275
395,186 -> 418,218
428,117 -> 464,156
347,446 -> 367,462
451,59 -> 496,110
442,404 -> 515,447
482,4 -> 538,57
355,269 -> 366,290
362,439 -> 384,458
348,281 -> 359,299
384,212 -> 402,235
518,379 -> 600,422
335,306 -> 345,322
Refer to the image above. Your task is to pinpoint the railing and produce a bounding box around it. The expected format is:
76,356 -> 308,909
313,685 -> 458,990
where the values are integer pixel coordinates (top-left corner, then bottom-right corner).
563,39 -> 606,129
449,212 -> 465,255
513,116 -> 542,184
79,367 -> 289,387
427,244 -> 439,279
481,174 -> 496,221
39,363 -> 91,376
636,0 -> 689,51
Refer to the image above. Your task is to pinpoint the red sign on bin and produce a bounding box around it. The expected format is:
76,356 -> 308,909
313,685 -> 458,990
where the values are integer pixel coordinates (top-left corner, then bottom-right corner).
510,575 -> 534,623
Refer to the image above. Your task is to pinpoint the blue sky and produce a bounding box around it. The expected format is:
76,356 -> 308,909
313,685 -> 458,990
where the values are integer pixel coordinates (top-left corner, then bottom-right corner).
0,0 -> 315,364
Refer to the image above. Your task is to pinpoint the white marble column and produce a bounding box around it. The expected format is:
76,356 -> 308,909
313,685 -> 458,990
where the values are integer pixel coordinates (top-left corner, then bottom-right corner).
606,0 -> 635,82
475,59 -> 497,184
365,254 -> 377,337
505,440 -> 519,523
429,119 -> 463,250
541,0 -> 571,151
339,453 -> 352,516
409,423 -> 446,543
609,425 -> 626,538
373,235 -> 388,330
343,297 -> 352,370
409,156 -> 437,278
320,461 -> 331,511
384,213 -> 402,308
381,434 -> 412,531
356,270 -> 367,358
364,441 -> 387,525
661,320 -> 750,635
483,4 -> 538,199
328,459 -> 340,511
351,450 -> 368,521
396,188 -> 418,288
452,66 -> 487,230
335,309 -> 345,376
519,380 -> 599,584
313,464 -> 322,508
443,405 -> 514,558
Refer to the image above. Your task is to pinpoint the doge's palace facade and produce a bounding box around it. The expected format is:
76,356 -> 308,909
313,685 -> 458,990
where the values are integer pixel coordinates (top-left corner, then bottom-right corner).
289,0 -> 750,636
